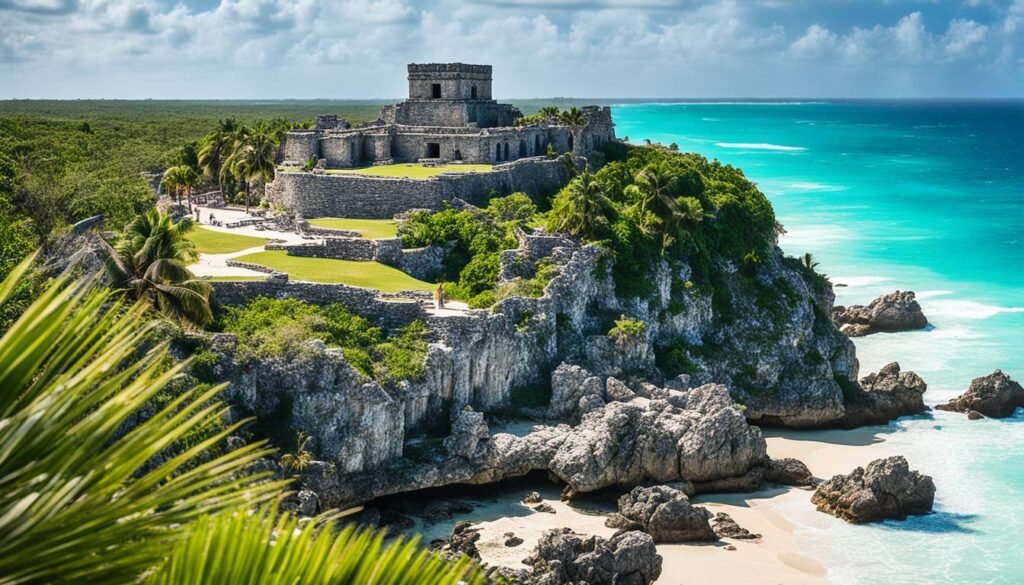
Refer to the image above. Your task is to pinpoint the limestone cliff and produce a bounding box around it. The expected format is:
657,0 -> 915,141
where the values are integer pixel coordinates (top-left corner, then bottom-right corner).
209,237 -> 861,506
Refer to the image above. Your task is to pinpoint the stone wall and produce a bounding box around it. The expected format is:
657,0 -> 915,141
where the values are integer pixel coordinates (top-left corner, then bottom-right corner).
273,236 -> 448,281
211,280 -> 424,330
269,156 -> 575,219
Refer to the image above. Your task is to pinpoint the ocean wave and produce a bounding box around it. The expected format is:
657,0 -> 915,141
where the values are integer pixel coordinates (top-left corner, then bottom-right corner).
614,101 -> 826,107
715,142 -> 807,152
923,299 -> 1024,320
701,117 -> 720,122
830,275 -> 892,288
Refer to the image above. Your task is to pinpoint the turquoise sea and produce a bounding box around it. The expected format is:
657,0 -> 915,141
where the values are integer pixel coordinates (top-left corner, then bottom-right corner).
614,101 -> 1024,584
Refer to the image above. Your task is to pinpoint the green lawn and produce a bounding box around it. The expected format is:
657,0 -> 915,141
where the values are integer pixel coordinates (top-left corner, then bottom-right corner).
306,218 -> 399,239
279,163 -> 494,179
233,251 -> 434,292
188,227 -> 267,254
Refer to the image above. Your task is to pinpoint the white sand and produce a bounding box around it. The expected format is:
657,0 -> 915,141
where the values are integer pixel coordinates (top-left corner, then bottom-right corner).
409,426 -> 893,584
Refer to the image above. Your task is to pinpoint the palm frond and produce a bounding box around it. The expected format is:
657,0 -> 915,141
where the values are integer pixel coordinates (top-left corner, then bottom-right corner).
146,503 -> 485,585
0,255 -> 286,584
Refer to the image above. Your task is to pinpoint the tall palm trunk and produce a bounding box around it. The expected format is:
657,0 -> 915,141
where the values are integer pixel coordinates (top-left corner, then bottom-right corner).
244,182 -> 251,213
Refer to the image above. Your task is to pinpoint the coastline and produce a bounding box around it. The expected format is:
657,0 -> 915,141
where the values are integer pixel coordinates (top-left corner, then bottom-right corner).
408,426 -> 894,584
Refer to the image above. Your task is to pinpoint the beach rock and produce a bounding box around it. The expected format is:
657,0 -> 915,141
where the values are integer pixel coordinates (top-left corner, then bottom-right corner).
764,457 -> 814,487
935,370 -> 1024,419
550,383 -> 766,497
711,513 -> 761,540
605,485 -> 717,543
839,362 -> 929,427
504,532 -> 524,547
523,528 -> 662,585
833,290 -> 928,337
522,491 -> 544,504
967,410 -> 984,420
443,408 -> 491,460
811,456 -> 935,524
606,377 -> 637,403
441,521 -> 481,560
549,363 -> 604,420
533,503 -> 556,514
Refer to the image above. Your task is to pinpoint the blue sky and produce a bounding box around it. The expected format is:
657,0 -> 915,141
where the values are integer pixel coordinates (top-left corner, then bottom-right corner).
1,0 -> 1021,98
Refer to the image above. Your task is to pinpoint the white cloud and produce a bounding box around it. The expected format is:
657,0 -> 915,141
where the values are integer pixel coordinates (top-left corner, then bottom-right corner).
0,0 -> 1020,97
943,18 -> 988,56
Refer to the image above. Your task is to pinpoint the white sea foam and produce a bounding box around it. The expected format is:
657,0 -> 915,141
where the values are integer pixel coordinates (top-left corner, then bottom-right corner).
830,275 -> 892,288
716,142 -> 807,152
778,224 -> 852,250
923,299 -> 1024,320
701,117 -> 720,122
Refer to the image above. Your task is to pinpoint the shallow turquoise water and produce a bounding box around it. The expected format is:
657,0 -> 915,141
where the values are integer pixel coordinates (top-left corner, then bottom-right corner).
614,101 -> 1024,584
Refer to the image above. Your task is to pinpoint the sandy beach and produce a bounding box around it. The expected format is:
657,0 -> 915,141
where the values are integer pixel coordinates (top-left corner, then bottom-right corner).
408,426 -> 895,584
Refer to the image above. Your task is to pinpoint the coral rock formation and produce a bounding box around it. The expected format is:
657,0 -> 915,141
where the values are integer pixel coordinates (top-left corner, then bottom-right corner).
811,456 -> 935,523
935,370 -> 1024,419
833,290 -> 928,337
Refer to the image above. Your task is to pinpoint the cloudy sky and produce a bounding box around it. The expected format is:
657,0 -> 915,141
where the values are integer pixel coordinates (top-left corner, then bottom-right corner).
1,0 -> 1022,98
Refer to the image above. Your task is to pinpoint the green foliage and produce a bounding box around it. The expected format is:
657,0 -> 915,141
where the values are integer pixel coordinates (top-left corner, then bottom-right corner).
485,192 -> 538,225
0,253 -> 284,585
106,209 -> 213,327
608,314 -> 646,345
547,169 -> 615,240
302,155 -> 319,172
655,344 -> 701,377
219,297 -> 427,386
399,200 -> 522,307
373,320 -> 429,386
145,502 -> 484,585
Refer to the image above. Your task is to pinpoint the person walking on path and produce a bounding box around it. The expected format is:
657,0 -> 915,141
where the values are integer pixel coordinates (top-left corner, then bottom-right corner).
434,283 -> 445,310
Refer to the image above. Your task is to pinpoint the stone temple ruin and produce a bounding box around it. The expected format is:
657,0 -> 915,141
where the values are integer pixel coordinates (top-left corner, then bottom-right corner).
269,63 -> 616,219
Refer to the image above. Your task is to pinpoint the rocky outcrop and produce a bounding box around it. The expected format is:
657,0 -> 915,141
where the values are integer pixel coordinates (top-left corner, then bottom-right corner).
522,528 -> 662,585
710,513 -> 760,540
811,456 -> 935,524
302,377 -> 766,509
838,362 -> 929,427
605,485 -> 717,543
833,290 -> 928,337
935,370 -> 1024,419
764,457 -> 814,487
443,408 -> 490,460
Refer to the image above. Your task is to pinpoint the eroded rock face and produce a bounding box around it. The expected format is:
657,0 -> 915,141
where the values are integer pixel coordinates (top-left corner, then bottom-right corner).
605,485 -> 716,543
935,370 -> 1024,419
303,376 -> 766,509
443,408 -> 490,460
811,456 -> 935,523
833,290 -> 928,337
838,362 -> 929,427
523,528 -> 662,585
549,384 -> 766,496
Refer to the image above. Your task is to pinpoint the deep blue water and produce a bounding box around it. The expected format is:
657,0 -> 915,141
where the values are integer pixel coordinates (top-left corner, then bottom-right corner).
613,100 -> 1024,584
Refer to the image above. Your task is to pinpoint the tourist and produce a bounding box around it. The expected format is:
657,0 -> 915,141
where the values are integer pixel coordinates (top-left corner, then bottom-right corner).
434,283 -> 445,310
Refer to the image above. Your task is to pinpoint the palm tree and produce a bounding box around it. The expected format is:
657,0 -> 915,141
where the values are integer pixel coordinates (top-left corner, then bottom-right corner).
198,118 -> 240,200
105,209 -> 213,327
560,106 -> 587,127
546,169 -> 614,240
161,166 -> 182,205
801,252 -> 820,270
624,161 -> 708,253
0,253 -> 284,584
0,254 -> 485,585
226,124 -> 279,213
540,106 -> 560,123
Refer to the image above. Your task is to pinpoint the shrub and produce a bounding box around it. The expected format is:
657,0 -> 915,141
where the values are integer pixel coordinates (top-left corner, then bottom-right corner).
608,315 -> 646,345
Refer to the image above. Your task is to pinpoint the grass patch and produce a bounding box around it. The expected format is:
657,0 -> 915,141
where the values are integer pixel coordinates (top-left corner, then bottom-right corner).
233,250 -> 434,292
188,226 -> 267,254
322,163 -> 494,178
307,218 -> 399,239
